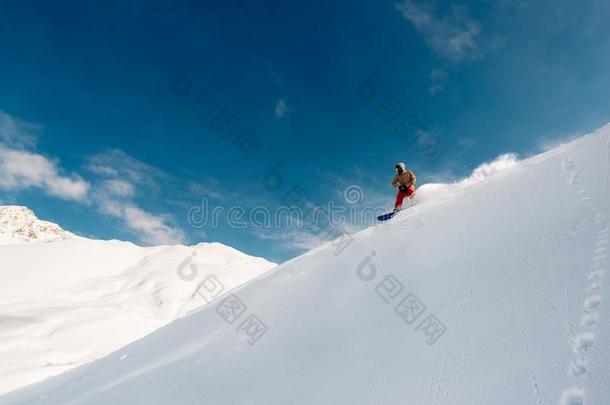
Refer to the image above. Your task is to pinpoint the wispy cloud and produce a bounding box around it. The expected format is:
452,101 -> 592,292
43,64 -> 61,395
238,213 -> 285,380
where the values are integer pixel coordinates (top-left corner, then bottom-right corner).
274,98 -> 291,118
87,149 -> 168,194
396,1 -> 481,62
0,112 -> 89,201
96,194 -> 185,245
0,111 -> 39,149
0,110 -> 185,246
101,179 -> 135,198
87,149 -> 186,245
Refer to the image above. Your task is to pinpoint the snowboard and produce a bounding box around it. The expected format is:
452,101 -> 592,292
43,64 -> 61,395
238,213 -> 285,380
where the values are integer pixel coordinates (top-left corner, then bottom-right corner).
377,211 -> 397,221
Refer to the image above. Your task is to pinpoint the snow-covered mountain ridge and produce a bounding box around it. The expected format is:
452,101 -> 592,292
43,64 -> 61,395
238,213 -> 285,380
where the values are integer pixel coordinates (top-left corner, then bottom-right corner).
0,208 -> 276,395
0,206 -> 73,245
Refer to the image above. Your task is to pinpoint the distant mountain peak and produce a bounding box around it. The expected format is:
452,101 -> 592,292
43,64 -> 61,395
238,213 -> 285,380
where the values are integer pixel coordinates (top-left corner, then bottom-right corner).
0,205 -> 74,245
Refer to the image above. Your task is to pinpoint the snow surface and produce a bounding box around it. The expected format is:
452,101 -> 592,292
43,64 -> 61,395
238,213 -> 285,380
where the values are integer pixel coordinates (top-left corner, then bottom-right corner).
3,125 -> 610,404
0,209 -> 276,395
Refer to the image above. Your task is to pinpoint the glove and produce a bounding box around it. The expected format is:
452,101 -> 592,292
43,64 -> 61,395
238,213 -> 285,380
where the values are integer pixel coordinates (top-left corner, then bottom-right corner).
398,185 -> 409,192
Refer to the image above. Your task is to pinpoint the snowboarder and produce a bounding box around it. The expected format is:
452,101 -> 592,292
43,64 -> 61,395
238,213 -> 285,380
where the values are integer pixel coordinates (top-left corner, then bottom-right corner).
391,162 -> 416,211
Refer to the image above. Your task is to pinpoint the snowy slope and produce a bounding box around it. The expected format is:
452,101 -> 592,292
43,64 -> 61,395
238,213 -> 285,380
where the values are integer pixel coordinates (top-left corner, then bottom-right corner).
0,208 -> 276,395
2,125 -> 610,405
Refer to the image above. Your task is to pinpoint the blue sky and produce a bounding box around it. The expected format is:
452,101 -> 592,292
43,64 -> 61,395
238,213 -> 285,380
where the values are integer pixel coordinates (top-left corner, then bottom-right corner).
1,0 -> 610,262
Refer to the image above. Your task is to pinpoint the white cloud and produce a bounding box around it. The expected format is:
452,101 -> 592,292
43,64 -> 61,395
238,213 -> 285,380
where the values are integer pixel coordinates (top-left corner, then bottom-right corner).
0,111 -> 39,149
0,111 -> 89,201
97,196 -> 185,245
0,146 -> 89,201
101,179 -> 135,198
396,1 -> 481,62
274,99 -> 291,118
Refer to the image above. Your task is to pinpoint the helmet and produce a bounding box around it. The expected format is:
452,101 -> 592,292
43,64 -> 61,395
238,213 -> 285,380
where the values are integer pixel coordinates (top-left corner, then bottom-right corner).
395,162 -> 406,171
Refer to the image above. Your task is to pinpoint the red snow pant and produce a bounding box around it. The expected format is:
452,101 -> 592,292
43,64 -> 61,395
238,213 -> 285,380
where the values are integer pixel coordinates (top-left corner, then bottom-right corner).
394,185 -> 415,209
